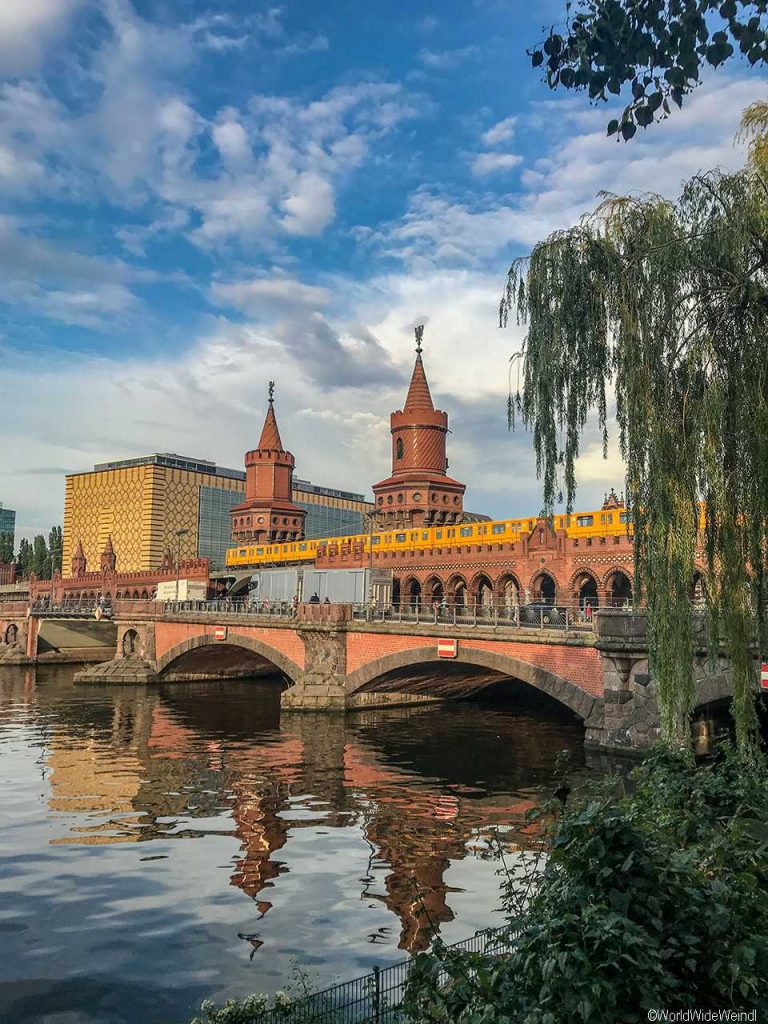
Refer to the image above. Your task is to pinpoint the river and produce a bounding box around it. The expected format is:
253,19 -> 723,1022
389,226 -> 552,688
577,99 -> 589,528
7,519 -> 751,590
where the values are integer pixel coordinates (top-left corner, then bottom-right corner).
0,665 -> 590,1024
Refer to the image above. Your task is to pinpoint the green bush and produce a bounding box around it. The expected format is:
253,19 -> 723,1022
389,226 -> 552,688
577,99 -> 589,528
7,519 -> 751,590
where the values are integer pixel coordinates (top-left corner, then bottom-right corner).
403,748 -> 768,1024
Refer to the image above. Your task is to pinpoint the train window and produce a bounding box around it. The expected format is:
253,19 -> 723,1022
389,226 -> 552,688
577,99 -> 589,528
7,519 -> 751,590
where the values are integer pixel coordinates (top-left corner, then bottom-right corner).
435,530 -> 443,539
371,536 -> 381,545
239,549 -> 246,557
447,529 -> 455,538
422,532 -> 428,540
395,533 -> 406,542
607,514 -> 613,524
299,543 -> 307,551
529,520 -> 534,530
559,518 -> 564,528
492,524 -> 505,535
577,515 -> 594,527
256,548 -> 263,555
283,545 -> 288,552
410,532 -> 418,541
460,527 -> 473,537
600,514 -> 606,525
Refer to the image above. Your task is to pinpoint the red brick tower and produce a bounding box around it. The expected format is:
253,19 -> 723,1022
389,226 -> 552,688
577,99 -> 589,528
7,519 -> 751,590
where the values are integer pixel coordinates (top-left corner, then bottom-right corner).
372,327 -> 465,529
71,540 -> 87,578
230,383 -> 306,545
100,535 -> 116,573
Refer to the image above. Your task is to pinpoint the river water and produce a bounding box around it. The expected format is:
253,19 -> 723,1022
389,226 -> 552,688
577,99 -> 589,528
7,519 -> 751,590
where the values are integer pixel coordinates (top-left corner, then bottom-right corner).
0,666 -> 589,1024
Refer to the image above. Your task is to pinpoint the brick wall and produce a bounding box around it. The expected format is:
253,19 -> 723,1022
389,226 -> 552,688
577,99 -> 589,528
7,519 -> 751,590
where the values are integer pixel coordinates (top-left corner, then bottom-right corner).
153,621 -> 306,670
345,630 -> 603,697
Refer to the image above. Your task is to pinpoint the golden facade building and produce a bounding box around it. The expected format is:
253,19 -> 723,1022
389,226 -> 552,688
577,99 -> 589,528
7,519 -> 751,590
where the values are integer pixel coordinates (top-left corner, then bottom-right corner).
63,453 -> 374,577
63,454 -> 246,577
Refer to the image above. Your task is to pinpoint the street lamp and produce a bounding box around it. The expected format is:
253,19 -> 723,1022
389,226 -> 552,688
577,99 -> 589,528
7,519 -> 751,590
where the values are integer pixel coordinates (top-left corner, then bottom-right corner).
363,511 -> 375,612
174,528 -> 189,602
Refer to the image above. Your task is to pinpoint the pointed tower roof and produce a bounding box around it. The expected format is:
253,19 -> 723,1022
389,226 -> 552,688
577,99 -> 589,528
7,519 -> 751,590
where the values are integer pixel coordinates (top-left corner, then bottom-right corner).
257,381 -> 284,450
102,535 -> 114,554
73,540 -> 84,558
403,326 -> 435,414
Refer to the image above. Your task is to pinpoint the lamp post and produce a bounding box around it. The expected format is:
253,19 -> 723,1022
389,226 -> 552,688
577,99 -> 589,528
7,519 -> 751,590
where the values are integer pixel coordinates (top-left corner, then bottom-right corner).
174,528 -> 189,602
363,511 -> 375,612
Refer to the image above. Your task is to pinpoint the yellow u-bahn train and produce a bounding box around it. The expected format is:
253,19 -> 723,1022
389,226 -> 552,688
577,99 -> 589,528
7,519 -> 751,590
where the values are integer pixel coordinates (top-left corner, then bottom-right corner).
225,503 -> 634,570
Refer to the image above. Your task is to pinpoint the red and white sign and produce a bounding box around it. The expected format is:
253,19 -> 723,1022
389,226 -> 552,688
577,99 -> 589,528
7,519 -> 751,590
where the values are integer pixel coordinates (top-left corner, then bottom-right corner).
214,627 -> 227,642
437,638 -> 458,659
761,663 -> 768,690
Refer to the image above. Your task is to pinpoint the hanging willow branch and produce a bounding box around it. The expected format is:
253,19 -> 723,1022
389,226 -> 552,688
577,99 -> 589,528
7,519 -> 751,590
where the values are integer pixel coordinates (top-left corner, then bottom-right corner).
501,105 -> 768,752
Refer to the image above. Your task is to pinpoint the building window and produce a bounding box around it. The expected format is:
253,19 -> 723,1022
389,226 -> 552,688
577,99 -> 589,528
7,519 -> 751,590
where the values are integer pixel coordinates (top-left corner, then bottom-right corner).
396,438 -> 404,460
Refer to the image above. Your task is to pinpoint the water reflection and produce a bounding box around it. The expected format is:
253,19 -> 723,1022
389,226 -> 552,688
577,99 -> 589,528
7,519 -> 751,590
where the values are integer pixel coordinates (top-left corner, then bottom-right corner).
0,665 -> 586,1024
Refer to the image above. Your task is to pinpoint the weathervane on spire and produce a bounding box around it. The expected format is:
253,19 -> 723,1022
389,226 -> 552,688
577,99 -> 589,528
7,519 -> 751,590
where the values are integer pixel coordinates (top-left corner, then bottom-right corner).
268,381 -> 275,405
415,324 -> 424,355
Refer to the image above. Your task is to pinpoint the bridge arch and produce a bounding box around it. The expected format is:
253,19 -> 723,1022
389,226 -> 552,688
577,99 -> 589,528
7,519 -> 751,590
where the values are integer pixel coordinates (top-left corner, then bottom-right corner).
344,645 -> 596,719
155,631 -> 302,684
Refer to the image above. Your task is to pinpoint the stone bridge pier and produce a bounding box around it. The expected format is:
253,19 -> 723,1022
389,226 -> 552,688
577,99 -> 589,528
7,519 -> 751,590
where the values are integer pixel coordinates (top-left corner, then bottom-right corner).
586,610 -> 742,752
0,604 -> 31,664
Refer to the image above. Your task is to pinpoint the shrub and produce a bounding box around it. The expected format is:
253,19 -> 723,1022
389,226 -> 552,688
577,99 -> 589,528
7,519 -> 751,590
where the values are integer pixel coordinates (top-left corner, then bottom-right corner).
403,748 -> 768,1023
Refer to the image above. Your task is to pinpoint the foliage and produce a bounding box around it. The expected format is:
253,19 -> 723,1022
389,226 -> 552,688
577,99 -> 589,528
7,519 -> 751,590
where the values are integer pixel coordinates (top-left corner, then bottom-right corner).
530,0 -> 768,138
403,748 -> 768,1023
501,106 -> 768,751
11,527 -> 62,579
0,531 -> 13,564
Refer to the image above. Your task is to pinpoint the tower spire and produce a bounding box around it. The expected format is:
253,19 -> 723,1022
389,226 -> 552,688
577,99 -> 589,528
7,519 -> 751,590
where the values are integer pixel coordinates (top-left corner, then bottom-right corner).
257,383 -> 284,450
404,327 -> 435,414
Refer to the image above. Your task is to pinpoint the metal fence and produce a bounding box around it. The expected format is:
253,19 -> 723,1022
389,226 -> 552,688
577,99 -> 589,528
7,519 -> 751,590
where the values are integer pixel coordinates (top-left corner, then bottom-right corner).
350,600 -> 615,632
257,927 -> 512,1024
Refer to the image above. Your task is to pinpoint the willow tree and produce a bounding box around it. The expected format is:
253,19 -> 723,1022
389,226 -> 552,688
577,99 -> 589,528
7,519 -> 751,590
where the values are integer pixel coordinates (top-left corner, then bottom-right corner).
502,105 -> 768,751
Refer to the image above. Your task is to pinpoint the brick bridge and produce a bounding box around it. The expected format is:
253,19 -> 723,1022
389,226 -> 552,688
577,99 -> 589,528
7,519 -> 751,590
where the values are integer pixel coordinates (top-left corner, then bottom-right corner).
0,600 -> 739,753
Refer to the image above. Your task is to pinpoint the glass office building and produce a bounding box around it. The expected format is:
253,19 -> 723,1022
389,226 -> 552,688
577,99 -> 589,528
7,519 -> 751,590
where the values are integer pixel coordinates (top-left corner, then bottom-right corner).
0,504 -> 16,548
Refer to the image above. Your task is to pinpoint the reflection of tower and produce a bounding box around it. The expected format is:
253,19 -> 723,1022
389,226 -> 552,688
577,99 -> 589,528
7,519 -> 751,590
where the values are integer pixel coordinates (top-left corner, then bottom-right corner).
230,383 -> 306,545
372,327 -> 465,529
363,801 -> 464,952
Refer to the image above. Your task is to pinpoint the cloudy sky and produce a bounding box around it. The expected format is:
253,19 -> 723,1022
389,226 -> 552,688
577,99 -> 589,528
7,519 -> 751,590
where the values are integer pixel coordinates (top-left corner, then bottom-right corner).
0,0 -> 764,539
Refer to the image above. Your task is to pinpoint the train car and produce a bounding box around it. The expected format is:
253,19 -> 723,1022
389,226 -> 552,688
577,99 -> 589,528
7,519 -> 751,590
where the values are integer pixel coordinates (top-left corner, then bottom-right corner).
224,502 -> 635,573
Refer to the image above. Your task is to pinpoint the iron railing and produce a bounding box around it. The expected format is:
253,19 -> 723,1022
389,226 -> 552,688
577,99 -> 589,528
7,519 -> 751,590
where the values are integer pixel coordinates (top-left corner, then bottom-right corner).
350,600 -> 620,631
253,926 -> 512,1024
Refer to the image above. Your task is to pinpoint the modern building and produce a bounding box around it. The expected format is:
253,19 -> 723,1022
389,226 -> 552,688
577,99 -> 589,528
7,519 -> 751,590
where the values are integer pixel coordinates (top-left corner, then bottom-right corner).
0,503 -> 16,547
294,479 -> 372,539
63,454 -> 246,577
63,452 -> 373,577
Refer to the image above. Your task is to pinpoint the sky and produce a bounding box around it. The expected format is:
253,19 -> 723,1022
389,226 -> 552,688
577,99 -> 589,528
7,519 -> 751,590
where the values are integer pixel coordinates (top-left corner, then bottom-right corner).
0,0 -> 765,540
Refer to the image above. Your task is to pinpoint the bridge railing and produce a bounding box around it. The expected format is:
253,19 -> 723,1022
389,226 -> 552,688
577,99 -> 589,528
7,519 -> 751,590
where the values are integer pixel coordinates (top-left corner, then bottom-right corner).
29,601 -> 114,619
351,600 -> 617,631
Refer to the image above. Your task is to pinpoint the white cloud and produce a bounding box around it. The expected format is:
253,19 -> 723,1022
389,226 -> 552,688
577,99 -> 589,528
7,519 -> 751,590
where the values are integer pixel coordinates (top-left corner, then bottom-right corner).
481,116 -> 516,146
281,172 -> 336,235
471,151 -> 523,176
418,46 -> 479,69
211,276 -> 332,313
0,0 -> 81,76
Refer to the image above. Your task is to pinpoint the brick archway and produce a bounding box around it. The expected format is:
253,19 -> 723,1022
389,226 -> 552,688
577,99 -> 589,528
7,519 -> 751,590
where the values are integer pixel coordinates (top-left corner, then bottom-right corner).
155,632 -> 302,684
344,645 -> 597,719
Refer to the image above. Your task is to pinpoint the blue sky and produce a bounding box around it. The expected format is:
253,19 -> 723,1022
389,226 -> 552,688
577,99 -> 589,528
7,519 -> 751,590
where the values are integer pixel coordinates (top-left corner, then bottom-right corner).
0,0 -> 765,539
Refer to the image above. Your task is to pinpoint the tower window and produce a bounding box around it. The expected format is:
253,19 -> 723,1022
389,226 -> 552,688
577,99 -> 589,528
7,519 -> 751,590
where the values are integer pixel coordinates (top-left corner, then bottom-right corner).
396,438 -> 404,460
